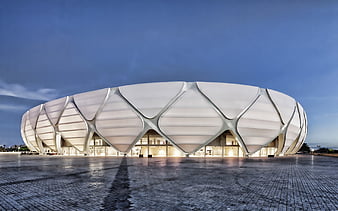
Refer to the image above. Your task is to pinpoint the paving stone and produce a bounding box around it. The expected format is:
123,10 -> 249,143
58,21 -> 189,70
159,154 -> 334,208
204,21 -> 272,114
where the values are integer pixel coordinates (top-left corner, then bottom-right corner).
0,155 -> 337,210
127,156 -> 338,210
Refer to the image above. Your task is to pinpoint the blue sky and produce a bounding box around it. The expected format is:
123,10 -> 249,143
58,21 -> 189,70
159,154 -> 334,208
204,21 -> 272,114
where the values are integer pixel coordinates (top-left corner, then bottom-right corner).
0,0 -> 338,149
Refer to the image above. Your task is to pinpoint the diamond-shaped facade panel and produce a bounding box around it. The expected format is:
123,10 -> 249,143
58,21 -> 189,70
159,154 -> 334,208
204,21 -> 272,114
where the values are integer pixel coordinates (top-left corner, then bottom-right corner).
287,109 -> 307,155
267,89 -> 296,125
58,102 -> 88,152
289,109 -> 307,154
96,91 -> 144,152
159,89 -> 224,153
20,112 -> 29,148
197,82 -> 259,119
282,108 -> 301,154
74,88 -> 109,120
297,128 -> 307,153
44,97 -> 68,126
237,95 -> 282,154
297,103 -> 305,127
24,111 -> 40,152
36,109 -> 56,151
290,124 -> 306,154
298,112 -> 308,152
28,105 -> 42,129
301,112 -> 308,150
119,82 -> 184,118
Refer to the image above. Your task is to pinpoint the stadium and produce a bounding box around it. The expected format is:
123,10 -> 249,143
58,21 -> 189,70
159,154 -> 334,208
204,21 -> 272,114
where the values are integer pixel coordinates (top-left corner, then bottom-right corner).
21,82 -> 307,157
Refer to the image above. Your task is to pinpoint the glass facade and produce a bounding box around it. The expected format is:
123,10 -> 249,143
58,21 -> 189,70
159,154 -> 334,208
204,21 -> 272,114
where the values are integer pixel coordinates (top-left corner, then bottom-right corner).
128,131 -> 277,157
191,132 -> 245,157
249,139 -> 278,157
58,131 -> 278,157
88,134 -> 121,156
129,130 -> 184,157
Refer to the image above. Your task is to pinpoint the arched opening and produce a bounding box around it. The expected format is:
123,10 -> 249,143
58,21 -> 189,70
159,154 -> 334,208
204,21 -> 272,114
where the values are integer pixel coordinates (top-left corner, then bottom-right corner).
129,130 -> 184,157
41,141 -> 56,154
190,131 -> 245,157
61,137 -> 81,156
249,138 -> 278,157
88,133 -> 119,156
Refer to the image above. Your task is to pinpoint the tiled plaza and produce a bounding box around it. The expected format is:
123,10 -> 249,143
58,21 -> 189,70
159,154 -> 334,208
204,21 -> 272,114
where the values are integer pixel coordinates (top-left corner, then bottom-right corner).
0,154 -> 337,210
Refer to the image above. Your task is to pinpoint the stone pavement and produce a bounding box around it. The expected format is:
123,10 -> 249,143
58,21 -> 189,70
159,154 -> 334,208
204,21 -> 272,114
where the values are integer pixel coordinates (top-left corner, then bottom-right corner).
0,154 -> 337,210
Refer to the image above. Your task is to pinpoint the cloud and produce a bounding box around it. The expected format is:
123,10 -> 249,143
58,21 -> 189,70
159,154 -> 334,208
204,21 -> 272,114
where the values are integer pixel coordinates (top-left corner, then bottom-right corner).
0,80 -> 58,101
0,104 -> 28,112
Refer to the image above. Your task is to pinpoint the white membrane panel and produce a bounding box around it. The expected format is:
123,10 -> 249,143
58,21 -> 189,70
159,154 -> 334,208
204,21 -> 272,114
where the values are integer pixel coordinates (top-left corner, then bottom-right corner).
96,92 -> 144,152
20,113 -> 29,147
297,139 -> 305,153
303,113 -> 308,141
36,110 -> 56,151
268,89 -> 296,125
29,105 -> 42,129
44,97 -> 68,125
74,88 -> 109,120
246,145 -> 263,154
302,124 -> 308,149
297,103 -> 305,127
291,124 -> 306,153
292,111 -> 307,154
197,82 -> 259,119
58,102 -> 88,152
119,82 -> 184,118
24,112 -> 39,151
282,108 -> 301,154
21,112 -> 35,151
159,89 -> 223,153
237,95 -> 282,153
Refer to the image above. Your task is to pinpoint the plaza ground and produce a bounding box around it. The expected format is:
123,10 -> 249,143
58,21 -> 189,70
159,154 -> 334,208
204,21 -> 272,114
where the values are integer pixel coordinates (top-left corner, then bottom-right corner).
0,155 -> 337,210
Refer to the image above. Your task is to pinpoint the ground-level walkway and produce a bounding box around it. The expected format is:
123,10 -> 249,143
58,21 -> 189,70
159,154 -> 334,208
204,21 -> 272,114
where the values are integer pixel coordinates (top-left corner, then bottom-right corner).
0,155 -> 337,210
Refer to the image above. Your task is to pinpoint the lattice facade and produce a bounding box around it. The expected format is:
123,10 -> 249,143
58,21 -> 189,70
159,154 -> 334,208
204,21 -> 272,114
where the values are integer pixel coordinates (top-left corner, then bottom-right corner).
21,82 -> 307,157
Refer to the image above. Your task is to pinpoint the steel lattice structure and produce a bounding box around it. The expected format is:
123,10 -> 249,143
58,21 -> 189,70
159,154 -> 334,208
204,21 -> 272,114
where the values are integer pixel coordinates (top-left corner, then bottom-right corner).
21,82 -> 307,156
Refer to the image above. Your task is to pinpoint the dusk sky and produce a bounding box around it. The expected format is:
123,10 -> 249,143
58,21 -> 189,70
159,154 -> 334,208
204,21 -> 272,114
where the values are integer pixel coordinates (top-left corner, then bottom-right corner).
1,0 -> 338,149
